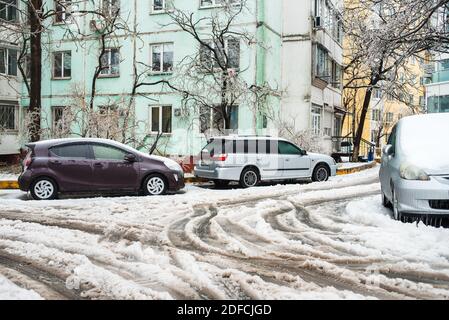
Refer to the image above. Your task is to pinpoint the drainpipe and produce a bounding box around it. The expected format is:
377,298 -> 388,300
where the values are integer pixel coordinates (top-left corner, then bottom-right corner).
255,0 -> 266,134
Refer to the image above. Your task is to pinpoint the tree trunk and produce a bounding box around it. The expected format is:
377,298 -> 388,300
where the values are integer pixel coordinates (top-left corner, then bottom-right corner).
352,87 -> 373,162
28,0 -> 43,142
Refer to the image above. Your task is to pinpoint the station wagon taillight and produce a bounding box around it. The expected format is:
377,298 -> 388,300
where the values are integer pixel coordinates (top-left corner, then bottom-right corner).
212,154 -> 228,162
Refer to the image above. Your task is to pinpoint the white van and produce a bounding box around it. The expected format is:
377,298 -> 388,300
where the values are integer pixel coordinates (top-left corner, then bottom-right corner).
194,136 -> 337,188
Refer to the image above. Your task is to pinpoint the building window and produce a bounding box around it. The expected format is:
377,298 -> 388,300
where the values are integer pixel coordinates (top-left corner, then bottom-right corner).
102,0 -> 120,16
373,89 -> 382,99
53,51 -> 71,79
315,45 -> 329,80
331,61 -> 342,89
371,130 -> 378,144
100,48 -> 120,77
0,0 -> 17,22
385,112 -> 394,124
200,105 -> 238,133
151,0 -> 173,12
0,105 -> 17,131
54,0 -> 72,24
0,48 -> 17,76
200,38 -> 240,70
150,43 -> 174,73
311,105 -> 322,135
200,0 -> 240,7
371,109 -> 381,121
150,105 -> 172,133
52,106 -> 65,132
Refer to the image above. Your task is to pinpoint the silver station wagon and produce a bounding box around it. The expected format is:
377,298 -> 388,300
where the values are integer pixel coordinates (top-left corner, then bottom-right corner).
194,136 -> 337,188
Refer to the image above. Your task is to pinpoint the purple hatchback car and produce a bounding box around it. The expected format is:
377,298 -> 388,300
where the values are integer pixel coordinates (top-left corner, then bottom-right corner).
19,138 -> 185,200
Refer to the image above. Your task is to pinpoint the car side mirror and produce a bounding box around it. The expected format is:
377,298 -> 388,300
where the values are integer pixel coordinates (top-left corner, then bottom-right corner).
124,154 -> 137,162
382,145 -> 394,157
300,150 -> 308,156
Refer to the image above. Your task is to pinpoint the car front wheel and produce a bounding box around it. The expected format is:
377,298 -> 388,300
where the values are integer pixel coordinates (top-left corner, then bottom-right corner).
312,164 -> 329,182
30,178 -> 58,201
144,174 -> 168,196
392,188 -> 402,222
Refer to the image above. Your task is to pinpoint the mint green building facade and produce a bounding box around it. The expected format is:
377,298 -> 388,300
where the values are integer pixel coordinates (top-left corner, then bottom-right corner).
20,0 -> 282,156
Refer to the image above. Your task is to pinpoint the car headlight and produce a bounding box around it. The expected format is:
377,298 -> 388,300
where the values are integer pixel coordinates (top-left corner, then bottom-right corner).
399,163 -> 430,181
163,159 -> 183,172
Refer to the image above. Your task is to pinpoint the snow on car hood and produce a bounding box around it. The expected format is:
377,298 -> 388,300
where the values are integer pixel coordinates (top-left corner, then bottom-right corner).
399,114 -> 449,175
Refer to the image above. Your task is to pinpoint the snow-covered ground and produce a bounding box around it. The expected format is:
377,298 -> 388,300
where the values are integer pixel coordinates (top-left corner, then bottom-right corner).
0,173 -> 19,181
337,162 -> 375,170
0,274 -> 42,300
0,165 -> 449,300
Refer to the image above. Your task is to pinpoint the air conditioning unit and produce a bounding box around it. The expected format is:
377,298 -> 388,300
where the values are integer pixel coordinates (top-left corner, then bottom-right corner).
314,16 -> 323,29
89,20 -> 105,32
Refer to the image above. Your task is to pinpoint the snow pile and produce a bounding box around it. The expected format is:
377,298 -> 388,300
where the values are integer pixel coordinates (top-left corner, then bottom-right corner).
0,274 -> 43,300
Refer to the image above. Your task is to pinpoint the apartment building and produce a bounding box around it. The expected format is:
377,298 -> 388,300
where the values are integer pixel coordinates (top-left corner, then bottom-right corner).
281,0 -> 344,154
2,0 -> 345,159
0,0 -> 22,162
424,53 -> 449,114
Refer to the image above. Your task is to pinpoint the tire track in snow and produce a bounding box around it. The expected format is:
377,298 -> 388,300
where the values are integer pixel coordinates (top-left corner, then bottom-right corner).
0,250 -> 86,300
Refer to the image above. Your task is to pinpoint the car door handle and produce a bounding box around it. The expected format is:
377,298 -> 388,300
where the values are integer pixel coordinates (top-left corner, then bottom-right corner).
50,160 -> 62,165
285,159 -> 290,162
94,163 -> 103,167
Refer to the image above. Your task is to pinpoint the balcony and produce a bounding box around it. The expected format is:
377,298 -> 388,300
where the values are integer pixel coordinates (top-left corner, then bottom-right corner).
431,70 -> 449,84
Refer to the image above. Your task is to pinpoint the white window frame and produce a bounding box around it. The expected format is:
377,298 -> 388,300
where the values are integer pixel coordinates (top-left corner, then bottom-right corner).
52,106 -> 65,131
53,51 -> 71,79
200,0 -> 241,9
371,129 -> 379,144
200,38 -> 240,70
0,0 -> 18,22
371,109 -> 381,122
54,0 -> 73,24
149,105 -> 173,134
102,0 -> 120,16
150,43 -> 174,74
151,0 -> 172,13
311,105 -> 322,136
0,47 -> 17,76
99,48 -> 120,77
0,104 -> 19,131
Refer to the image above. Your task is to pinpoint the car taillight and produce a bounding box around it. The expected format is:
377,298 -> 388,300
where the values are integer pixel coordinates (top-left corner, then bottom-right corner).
212,154 -> 228,162
23,155 -> 33,170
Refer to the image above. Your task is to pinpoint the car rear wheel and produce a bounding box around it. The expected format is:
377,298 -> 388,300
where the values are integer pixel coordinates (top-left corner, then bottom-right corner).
144,174 -> 167,196
312,164 -> 329,182
30,178 -> 58,201
240,168 -> 259,188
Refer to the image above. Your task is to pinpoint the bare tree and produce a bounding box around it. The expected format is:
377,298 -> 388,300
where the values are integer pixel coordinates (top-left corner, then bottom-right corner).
343,0 -> 449,161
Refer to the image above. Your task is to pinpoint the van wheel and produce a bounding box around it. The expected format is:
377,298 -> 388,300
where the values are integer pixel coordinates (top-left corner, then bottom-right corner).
312,164 -> 329,182
213,180 -> 230,188
240,167 -> 260,188
30,178 -> 58,201
143,174 -> 167,196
